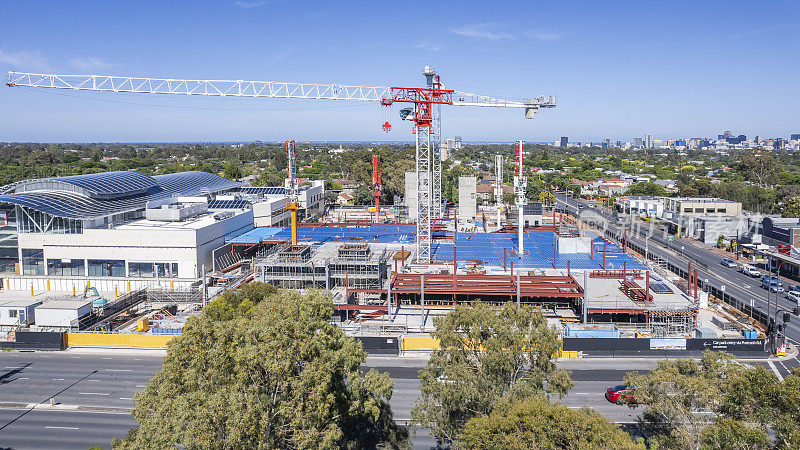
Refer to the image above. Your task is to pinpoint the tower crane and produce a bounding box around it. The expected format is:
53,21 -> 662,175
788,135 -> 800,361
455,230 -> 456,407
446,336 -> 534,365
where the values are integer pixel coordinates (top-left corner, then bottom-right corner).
6,67 -> 556,263
514,140 -> 527,255
371,154 -> 382,222
285,140 -> 300,246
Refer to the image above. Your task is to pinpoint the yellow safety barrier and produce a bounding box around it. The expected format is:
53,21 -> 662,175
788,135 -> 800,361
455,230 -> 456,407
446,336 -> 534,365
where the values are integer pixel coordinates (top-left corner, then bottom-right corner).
67,332 -> 176,348
401,336 -> 440,351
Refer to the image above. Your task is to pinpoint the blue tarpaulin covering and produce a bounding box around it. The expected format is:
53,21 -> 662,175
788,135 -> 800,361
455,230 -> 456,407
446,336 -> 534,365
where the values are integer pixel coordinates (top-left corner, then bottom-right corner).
232,224 -> 646,270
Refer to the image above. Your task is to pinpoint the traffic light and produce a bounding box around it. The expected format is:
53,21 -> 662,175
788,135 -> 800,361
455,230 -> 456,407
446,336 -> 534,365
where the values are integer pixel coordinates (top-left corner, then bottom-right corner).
783,312 -> 791,323
793,307 -> 800,316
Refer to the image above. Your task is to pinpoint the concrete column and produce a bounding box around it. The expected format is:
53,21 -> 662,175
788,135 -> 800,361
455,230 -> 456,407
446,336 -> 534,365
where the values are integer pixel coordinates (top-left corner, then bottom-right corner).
516,270 -> 521,306
420,274 -> 425,331
201,264 -> 207,307
583,270 -> 588,324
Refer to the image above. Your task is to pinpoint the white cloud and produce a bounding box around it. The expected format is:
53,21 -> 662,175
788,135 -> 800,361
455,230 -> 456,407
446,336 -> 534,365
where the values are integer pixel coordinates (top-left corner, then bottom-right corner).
0,48 -> 51,71
523,30 -> 560,41
68,56 -> 115,72
234,0 -> 270,8
449,23 -> 514,41
415,41 -> 442,51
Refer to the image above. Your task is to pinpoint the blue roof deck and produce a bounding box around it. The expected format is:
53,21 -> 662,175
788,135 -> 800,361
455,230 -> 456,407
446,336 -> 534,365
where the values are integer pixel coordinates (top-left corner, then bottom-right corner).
238,224 -> 646,270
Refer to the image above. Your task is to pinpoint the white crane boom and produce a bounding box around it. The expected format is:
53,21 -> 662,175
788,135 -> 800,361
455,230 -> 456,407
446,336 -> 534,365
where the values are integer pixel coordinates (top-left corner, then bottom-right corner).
6,71 -> 556,110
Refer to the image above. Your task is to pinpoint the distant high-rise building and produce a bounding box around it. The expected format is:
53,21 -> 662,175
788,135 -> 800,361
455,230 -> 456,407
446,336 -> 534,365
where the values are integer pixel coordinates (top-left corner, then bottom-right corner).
454,136 -> 462,150
560,136 -> 568,147
634,137 -> 643,148
718,134 -> 725,141
602,138 -> 611,149
791,134 -> 800,141
724,131 -> 732,139
755,136 -> 761,144
615,140 -> 622,148
645,134 -> 653,149
775,138 -> 785,149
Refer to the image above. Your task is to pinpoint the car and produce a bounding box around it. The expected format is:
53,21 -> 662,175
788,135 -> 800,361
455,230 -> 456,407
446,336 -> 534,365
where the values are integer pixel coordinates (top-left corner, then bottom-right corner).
787,290 -> 800,304
720,258 -> 737,268
741,266 -> 762,278
790,284 -> 800,293
763,281 -> 784,293
605,385 -> 636,405
762,276 -> 784,290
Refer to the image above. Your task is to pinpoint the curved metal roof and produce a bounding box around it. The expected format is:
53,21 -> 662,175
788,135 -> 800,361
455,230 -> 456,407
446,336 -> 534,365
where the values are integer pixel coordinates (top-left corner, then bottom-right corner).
14,171 -> 161,199
0,171 -> 240,219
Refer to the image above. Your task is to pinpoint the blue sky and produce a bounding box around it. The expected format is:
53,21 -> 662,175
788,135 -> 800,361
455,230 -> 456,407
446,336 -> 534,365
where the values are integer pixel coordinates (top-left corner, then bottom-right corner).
1,1 -> 798,143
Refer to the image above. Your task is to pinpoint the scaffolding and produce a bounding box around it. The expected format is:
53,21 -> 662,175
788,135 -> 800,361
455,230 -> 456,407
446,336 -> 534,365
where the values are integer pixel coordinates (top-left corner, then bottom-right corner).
255,242 -> 389,292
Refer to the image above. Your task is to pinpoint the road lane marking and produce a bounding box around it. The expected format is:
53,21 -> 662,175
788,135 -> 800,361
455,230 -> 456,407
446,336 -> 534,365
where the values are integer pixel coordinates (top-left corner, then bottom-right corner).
45,426 -> 79,430
105,369 -> 132,372
768,361 -> 784,381
52,378 -> 65,381
78,392 -> 110,396
119,397 -> 133,400
18,377 -> 29,380
102,357 -> 112,360
5,366 -> 24,369
88,379 -> 100,382
136,385 -> 146,388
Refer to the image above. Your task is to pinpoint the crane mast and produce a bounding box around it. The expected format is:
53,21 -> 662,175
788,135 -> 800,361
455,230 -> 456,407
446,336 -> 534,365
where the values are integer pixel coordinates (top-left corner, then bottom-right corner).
7,68 -> 556,264
514,140 -> 527,255
372,154 -> 382,221
285,140 -> 300,246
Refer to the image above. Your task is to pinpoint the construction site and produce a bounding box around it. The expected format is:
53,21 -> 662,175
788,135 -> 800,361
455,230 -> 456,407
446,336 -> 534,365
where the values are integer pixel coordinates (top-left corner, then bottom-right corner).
2,67 -> 754,342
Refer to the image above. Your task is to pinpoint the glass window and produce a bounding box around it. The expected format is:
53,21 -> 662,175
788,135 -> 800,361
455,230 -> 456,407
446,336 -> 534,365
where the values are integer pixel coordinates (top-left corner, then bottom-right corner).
156,262 -> 179,278
88,259 -> 125,277
21,248 -> 44,275
684,208 -> 693,213
9,310 -> 17,318
718,208 -> 726,214
128,262 -> 155,278
47,259 -> 85,276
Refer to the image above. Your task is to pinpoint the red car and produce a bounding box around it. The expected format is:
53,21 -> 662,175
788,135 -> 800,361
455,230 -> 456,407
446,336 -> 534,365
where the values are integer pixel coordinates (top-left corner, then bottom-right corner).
605,385 -> 636,404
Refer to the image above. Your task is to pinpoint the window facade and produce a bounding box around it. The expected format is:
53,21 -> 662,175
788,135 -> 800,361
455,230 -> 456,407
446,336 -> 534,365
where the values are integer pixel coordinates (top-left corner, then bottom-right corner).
47,259 -> 85,276
21,248 -> 44,275
88,259 -> 125,277
128,262 -> 179,278
17,206 -> 83,234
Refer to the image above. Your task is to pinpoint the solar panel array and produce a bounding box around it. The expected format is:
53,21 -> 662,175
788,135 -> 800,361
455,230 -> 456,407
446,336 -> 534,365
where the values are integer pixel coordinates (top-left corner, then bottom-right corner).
46,171 -> 160,197
0,171 -> 241,220
649,282 -> 674,294
207,199 -> 251,209
239,187 -> 286,195
255,225 -> 647,271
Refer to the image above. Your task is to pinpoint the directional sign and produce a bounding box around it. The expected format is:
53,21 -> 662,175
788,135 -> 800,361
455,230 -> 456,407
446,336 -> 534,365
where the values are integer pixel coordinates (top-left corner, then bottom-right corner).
668,236 -> 674,242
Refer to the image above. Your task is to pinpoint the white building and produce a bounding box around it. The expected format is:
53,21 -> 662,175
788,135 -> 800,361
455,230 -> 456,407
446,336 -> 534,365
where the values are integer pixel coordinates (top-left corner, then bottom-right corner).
0,299 -> 42,326
0,170 -> 254,293
619,196 -> 665,218
34,299 -> 92,328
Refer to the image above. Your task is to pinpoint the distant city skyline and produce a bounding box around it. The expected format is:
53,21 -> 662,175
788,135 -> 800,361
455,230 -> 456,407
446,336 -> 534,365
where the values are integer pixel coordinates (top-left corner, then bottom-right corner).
1,1 -> 799,142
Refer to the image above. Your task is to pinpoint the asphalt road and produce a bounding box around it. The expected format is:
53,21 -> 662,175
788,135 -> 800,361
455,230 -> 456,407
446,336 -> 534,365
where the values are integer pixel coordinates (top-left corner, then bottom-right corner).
554,194 -> 800,347
0,349 -> 796,448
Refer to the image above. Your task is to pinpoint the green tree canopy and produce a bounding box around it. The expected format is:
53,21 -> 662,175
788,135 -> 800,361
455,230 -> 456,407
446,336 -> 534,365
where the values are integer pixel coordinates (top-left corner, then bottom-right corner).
461,397 -> 644,450
411,302 -> 572,445
781,196 -> 800,218
625,182 -> 667,197
114,283 -> 407,449
625,351 -> 800,449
